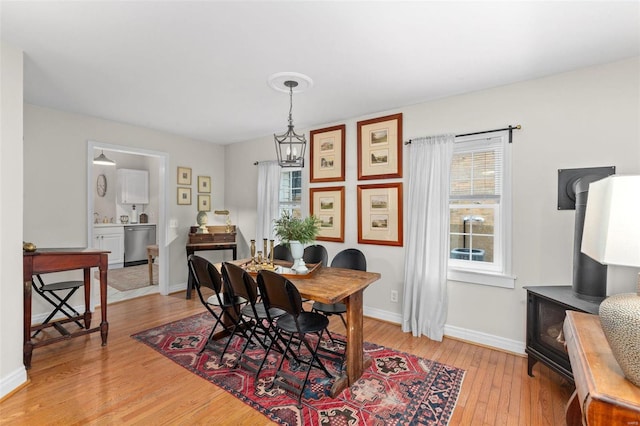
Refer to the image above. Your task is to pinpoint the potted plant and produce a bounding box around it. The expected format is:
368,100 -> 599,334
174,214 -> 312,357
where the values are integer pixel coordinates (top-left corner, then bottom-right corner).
274,211 -> 320,272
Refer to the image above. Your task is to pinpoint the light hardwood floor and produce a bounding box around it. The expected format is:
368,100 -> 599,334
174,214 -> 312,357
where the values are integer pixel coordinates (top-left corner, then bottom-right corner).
1,292 -> 572,425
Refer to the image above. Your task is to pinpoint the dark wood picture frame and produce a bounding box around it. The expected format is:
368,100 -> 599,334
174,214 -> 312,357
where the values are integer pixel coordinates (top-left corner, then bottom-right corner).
310,186 -> 345,242
310,124 -> 346,183
357,182 -> 403,246
357,113 -> 403,180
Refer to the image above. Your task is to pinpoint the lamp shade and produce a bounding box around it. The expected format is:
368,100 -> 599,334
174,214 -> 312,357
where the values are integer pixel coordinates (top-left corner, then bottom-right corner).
93,150 -> 115,166
581,175 -> 640,268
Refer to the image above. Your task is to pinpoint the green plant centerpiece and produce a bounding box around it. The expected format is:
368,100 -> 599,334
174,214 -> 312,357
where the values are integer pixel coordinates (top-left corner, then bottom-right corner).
273,211 -> 320,272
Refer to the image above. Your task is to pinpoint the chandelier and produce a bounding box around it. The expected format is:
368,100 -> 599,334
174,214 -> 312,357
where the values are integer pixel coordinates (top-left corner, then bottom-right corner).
273,80 -> 307,168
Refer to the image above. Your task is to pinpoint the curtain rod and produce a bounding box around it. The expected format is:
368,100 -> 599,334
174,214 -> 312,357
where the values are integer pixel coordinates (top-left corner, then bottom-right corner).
404,124 -> 521,145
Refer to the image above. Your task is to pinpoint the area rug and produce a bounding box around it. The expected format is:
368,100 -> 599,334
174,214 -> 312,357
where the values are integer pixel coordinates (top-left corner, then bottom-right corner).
95,264 -> 158,291
132,312 -> 465,425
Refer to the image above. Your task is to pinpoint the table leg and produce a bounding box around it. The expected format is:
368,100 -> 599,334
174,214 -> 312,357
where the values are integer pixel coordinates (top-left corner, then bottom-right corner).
185,248 -> 193,299
98,257 -> 109,345
83,268 -> 92,329
148,252 -> 153,285
23,274 -> 33,369
330,289 -> 370,397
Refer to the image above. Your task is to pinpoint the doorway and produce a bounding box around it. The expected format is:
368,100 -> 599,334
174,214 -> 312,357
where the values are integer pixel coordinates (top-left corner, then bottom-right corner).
87,141 -> 169,306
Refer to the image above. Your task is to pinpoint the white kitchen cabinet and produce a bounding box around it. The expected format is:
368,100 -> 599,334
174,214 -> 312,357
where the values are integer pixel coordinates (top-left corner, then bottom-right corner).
117,169 -> 149,204
93,225 -> 124,269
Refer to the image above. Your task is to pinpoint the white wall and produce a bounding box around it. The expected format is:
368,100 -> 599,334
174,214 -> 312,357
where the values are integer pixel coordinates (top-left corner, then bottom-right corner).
0,43 -> 27,398
22,104 -> 231,314
225,57 -> 640,352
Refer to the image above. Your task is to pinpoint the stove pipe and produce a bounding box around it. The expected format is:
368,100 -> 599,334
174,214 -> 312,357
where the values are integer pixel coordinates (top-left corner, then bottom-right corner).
572,176 -> 607,301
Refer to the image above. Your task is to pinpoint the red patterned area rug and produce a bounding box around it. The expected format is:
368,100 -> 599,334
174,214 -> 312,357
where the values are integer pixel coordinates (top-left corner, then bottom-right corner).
132,312 -> 465,425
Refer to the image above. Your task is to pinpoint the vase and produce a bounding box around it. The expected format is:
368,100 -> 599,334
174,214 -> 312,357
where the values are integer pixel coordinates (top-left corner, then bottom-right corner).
599,275 -> 640,387
289,241 -> 307,273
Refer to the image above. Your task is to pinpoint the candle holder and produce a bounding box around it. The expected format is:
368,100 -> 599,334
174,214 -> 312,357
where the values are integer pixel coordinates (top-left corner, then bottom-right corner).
270,239 -> 275,266
263,239 -> 268,265
250,239 -> 256,270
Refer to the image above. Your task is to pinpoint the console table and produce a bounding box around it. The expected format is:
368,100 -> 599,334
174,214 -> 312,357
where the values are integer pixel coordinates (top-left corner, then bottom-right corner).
185,225 -> 237,299
564,311 -> 640,425
23,248 -> 109,369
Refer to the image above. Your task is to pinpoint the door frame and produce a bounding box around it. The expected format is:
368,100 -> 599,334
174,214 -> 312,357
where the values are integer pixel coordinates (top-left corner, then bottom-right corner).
87,140 -> 170,306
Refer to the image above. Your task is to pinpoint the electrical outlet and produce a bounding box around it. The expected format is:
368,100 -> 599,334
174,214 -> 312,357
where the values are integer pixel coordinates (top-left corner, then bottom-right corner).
390,290 -> 398,303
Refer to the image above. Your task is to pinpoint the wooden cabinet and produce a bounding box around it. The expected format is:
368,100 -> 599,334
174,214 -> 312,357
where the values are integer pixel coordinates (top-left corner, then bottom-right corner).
564,311 -> 640,425
117,169 -> 149,204
93,225 -> 124,268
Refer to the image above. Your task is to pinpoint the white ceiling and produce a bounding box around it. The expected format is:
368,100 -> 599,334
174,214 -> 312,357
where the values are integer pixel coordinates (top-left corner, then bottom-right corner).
2,1 -> 639,145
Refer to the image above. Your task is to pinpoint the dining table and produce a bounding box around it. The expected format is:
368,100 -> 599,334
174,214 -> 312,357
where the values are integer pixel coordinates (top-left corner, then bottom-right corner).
234,260 -> 381,397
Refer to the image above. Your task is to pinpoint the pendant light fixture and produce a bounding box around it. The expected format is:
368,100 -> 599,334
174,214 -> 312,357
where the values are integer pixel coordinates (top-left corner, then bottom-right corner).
93,150 -> 115,166
269,72 -> 312,168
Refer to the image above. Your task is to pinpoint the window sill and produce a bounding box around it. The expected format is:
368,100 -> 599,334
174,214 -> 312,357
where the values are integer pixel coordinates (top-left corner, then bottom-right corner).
448,268 -> 516,289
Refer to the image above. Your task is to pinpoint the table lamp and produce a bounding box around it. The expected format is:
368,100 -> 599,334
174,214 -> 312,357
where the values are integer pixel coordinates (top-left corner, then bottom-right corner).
581,174 -> 640,386
214,209 -> 231,233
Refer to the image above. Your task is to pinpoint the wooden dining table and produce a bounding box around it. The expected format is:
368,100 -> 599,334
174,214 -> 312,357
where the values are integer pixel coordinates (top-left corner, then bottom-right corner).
233,260 -> 381,397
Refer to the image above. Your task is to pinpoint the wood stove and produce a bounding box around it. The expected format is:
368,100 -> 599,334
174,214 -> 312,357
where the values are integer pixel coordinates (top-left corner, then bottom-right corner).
525,286 -> 601,382
525,166 -> 613,382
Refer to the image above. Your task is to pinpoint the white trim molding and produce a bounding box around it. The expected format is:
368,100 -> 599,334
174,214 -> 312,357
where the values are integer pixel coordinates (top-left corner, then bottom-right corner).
0,367 -> 27,400
364,305 -> 525,355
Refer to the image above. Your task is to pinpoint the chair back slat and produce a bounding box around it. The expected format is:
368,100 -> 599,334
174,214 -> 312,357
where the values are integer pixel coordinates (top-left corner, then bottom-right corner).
222,262 -> 249,301
257,270 -> 302,316
271,244 -> 294,262
330,248 -> 367,271
303,244 -> 328,266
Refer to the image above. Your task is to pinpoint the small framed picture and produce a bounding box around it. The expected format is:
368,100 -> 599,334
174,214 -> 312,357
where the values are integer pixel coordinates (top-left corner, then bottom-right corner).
310,124 -> 346,183
198,176 -> 211,193
198,194 -> 211,212
357,113 -> 403,180
177,187 -> 191,205
357,182 -> 403,246
310,186 -> 345,242
177,167 -> 192,185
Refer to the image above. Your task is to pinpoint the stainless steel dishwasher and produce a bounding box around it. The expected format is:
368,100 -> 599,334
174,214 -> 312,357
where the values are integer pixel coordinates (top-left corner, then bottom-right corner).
124,225 -> 156,266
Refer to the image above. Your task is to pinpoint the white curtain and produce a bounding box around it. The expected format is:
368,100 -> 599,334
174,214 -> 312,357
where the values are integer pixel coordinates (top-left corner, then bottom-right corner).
256,161 -> 281,241
402,134 -> 455,341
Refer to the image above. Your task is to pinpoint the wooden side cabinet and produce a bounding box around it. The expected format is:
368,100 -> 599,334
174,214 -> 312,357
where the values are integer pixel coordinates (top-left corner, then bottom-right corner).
564,311 -> 640,425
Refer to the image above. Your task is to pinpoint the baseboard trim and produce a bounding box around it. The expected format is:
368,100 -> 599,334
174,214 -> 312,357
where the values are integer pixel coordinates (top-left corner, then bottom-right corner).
363,305 -> 525,355
443,324 -> 525,355
0,366 -> 28,400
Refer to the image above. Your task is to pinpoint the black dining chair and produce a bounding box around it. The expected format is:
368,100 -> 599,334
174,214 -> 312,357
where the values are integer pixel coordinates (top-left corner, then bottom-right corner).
312,248 -> 367,341
31,274 -> 84,338
256,270 -> 334,408
270,244 -> 294,263
188,255 -> 246,364
303,244 -> 328,267
221,262 -> 286,377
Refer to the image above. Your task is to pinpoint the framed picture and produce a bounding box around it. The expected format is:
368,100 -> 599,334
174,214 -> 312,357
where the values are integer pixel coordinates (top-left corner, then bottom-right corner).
357,113 -> 403,180
198,175 -> 211,193
177,167 -> 192,185
357,182 -> 403,246
310,124 -> 346,183
310,186 -> 345,242
197,194 -> 211,212
177,187 -> 191,205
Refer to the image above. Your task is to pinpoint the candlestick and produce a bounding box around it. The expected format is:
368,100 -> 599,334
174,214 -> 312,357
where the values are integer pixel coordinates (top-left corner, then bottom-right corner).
263,239 -> 268,264
270,239 -> 274,266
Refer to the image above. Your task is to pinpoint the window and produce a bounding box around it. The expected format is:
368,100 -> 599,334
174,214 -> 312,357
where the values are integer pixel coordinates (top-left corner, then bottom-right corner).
279,169 -> 302,218
448,133 -> 514,288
